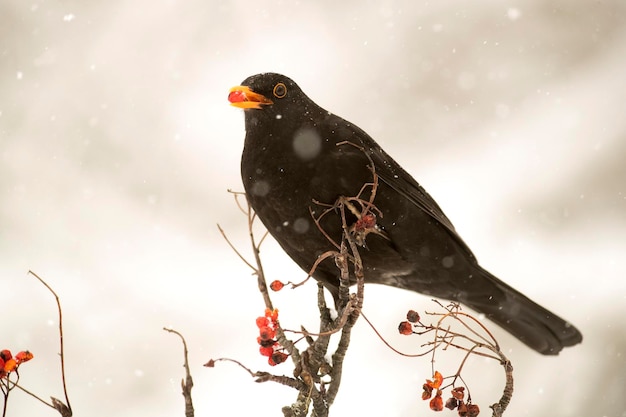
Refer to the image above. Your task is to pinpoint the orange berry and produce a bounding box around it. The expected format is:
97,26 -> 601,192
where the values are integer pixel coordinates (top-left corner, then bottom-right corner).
265,308 -> 279,322
432,371 -> 443,389
4,358 -> 17,373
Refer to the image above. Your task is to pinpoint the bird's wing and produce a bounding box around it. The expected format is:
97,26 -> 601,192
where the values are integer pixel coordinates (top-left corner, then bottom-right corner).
368,145 -> 455,229
329,118 -> 476,258
369,144 -> 477,257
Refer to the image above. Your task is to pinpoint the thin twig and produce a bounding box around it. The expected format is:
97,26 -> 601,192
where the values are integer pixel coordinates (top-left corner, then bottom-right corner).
6,381 -> 55,410
227,189 -> 249,215
245,197 -> 274,310
217,223 -> 256,271
28,271 -> 72,416
361,312 -> 434,357
164,328 -> 194,417
206,358 -> 256,378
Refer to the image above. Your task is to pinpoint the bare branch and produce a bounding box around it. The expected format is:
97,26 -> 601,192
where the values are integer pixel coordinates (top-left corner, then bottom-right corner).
28,271 -> 72,416
164,328 -> 194,417
217,223 -> 256,271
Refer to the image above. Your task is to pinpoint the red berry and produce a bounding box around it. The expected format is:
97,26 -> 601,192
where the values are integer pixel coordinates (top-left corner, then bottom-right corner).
259,346 -> 274,357
15,350 -> 33,364
228,90 -> 246,103
0,350 -> 12,361
398,321 -> 413,335
259,326 -> 276,341
270,280 -> 284,291
256,316 -> 269,328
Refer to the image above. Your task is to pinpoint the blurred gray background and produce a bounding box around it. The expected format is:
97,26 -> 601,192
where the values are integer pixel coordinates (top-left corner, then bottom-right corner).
2,1 -> 625,416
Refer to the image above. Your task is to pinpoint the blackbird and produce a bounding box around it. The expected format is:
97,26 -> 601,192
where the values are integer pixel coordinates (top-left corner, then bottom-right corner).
228,72 -> 582,355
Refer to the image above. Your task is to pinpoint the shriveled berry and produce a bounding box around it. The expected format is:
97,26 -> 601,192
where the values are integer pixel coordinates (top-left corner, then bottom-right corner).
451,386 -> 465,400
431,371 -> 443,389
445,397 -> 459,410
429,392 -> 443,411
467,403 -> 480,417
406,309 -> 420,323
422,383 -> 433,400
269,351 -> 289,366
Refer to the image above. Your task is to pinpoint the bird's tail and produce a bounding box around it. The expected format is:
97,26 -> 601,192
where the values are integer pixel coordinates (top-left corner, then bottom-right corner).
461,266 -> 582,355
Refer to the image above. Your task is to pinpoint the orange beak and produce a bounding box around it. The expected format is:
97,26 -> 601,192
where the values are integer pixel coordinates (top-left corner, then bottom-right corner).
228,86 -> 273,109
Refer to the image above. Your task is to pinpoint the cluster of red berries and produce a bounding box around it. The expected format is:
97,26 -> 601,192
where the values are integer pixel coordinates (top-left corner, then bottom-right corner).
256,308 -> 289,366
422,371 -> 480,416
1,349 -> 33,378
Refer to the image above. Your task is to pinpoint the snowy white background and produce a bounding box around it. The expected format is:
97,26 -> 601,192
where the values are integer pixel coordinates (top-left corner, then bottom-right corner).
2,1 -> 625,416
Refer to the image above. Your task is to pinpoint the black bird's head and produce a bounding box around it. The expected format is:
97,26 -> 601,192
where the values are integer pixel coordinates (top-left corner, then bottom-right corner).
228,73 -> 320,128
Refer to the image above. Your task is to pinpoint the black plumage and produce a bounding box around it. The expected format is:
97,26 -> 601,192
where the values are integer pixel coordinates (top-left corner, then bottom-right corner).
228,72 -> 582,355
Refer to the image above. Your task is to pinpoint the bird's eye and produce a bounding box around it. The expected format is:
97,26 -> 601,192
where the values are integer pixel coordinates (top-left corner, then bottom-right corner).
273,83 -> 287,98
